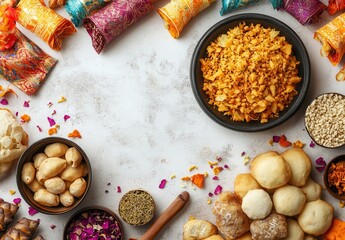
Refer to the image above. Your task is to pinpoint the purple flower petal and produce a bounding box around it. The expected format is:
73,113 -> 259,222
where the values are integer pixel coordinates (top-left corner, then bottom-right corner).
224,164 -> 229,169
47,117 -> 56,127
272,135 -> 280,143
159,179 -> 167,189
1,99 -> 8,105
13,198 -> 21,205
23,101 -> 30,107
212,176 -> 219,180
36,125 -> 42,132
216,156 -> 222,162
50,224 -> 56,229
15,111 -> 18,116
208,192 -> 214,197
241,151 -> 246,156
117,186 -> 121,193
64,115 -> 71,121
28,207 -> 39,216
214,185 -> 223,195
310,141 -> 316,148
316,166 -> 325,172
52,110 -> 56,115
315,157 -> 326,167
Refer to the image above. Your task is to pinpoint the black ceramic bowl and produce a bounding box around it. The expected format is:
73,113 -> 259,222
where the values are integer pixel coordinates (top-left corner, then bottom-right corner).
17,137 -> 92,215
63,206 -> 123,240
324,155 -> 345,200
190,14 -> 310,132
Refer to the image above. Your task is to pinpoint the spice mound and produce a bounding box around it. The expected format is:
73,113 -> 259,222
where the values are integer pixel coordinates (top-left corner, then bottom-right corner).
65,208 -> 122,240
327,160 -> 345,196
200,22 -> 301,123
305,93 -> 345,148
119,190 -> 155,226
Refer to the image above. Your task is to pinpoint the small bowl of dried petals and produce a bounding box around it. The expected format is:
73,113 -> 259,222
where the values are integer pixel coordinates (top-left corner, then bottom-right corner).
324,155 -> 345,200
190,13 -> 310,132
63,206 -> 123,240
305,93 -> 345,148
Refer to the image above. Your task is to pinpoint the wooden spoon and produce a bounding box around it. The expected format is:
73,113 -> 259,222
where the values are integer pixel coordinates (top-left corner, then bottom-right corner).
130,191 -> 190,240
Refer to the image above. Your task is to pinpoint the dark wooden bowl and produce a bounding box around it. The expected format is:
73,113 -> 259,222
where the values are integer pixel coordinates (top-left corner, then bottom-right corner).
324,155 -> 345,200
63,206 -> 123,240
16,137 -> 92,215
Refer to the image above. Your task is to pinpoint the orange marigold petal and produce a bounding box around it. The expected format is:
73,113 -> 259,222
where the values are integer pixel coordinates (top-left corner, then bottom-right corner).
191,173 -> 205,189
20,114 -> 30,122
48,127 -> 57,135
68,129 -> 82,138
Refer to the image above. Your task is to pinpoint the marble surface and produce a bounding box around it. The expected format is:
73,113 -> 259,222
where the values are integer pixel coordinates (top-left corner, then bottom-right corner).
1,0 -> 345,239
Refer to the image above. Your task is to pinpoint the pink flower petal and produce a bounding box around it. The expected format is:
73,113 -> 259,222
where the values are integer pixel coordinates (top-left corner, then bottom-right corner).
13,198 -> 21,205
216,156 -> 222,162
0,99 -> 8,105
28,207 -> 39,216
15,111 -> 18,116
272,135 -> 280,143
159,179 -> 167,189
47,117 -> 56,127
214,185 -> 223,195
315,157 -> 326,167
117,186 -> 121,193
47,102 -> 53,107
310,141 -> 316,148
224,164 -> 229,169
208,192 -> 214,197
64,115 -> 70,121
241,151 -> 246,156
23,101 -> 30,107
36,125 -> 42,132
50,224 -> 56,229
212,176 -> 219,180
52,110 -> 56,115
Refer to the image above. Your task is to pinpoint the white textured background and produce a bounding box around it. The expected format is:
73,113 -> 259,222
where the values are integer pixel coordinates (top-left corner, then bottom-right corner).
1,0 -> 345,239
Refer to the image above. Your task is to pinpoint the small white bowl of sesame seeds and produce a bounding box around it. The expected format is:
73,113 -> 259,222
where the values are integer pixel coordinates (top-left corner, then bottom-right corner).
305,93 -> 345,148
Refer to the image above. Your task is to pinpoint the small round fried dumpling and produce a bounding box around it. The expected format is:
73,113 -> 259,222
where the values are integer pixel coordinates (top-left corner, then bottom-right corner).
212,192 -> 250,240
273,185 -> 306,216
250,151 -> 291,189
280,148 -> 311,187
234,173 -> 262,199
298,200 -> 334,236
300,178 -> 322,202
65,147 -> 82,167
33,153 -> 47,170
250,213 -> 288,240
204,235 -> 224,240
242,189 -> 272,220
44,143 -> 68,157
183,219 -> 218,240
304,235 -> 317,240
285,218 -> 304,240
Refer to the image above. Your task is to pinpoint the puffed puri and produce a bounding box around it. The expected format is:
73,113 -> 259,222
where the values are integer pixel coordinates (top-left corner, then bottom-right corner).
297,199 -> 334,236
250,151 -> 291,189
241,189 -> 272,220
273,185 -> 306,216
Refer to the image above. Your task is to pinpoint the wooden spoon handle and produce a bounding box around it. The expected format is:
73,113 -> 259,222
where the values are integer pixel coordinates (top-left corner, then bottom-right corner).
140,191 -> 190,240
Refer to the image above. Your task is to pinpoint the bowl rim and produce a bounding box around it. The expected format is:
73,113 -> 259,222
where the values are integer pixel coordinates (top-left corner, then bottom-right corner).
304,92 -> 345,149
63,205 -> 124,240
190,13 -> 311,132
16,137 -> 92,215
323,155 -> 345,200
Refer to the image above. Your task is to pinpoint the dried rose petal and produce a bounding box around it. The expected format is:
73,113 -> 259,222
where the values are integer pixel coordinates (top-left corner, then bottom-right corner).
241,151 -> 246,156
47,102 -> 53,107
64,114 -> 70,121
23,100 -> 30,107
212,176 -> 219,180
0,99 -> 8,105
28,207 -> 39,216
159,179 -> 167,189
310,141 -> 316,148
36,125 -> 42,132
272,135 -> 280,143
216,156 -> 222,162
315,157 -> 326,166
117,186 -> 121,193
50,224 -> 56,229
316,166 -> 325,172
47,117 -> 56,127
52,110 -> 56,115
224,164 -> 229,169
208,192 -> 214,197
15,111 -> 18,116
13,198 -> 21,205
214,185 -> 223,195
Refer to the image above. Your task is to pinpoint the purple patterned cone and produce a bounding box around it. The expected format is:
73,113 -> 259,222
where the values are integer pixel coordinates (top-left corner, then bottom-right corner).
284,0 -> 326,25
83,0 -> 154,53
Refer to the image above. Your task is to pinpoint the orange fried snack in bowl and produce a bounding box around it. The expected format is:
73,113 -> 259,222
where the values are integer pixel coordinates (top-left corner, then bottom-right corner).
16,0 -> 76,51
201,22 -> 301,123
157,0 -> 215,39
